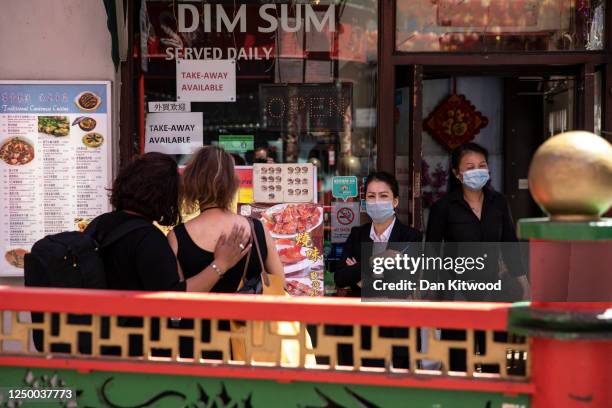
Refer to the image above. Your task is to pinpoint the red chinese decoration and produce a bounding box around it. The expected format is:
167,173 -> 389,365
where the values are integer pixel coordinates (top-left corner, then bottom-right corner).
423,94 -> 488,151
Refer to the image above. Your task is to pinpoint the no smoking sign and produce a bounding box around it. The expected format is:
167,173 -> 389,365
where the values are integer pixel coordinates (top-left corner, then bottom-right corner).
336,207 -> 355,225
331,202 -> 360,243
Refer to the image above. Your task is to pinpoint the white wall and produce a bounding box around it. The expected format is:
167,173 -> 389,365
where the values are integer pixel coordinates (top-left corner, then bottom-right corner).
0,0 -> 119,286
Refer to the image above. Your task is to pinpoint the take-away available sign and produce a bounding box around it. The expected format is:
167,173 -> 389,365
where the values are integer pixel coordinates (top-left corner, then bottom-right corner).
145,112 -> 203,154
176,59 -> 236,102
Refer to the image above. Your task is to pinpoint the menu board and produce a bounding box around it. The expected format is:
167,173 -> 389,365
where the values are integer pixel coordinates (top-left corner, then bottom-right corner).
253,163 -> 315,203
0,81 -> 112,277
239,203 -> 324,297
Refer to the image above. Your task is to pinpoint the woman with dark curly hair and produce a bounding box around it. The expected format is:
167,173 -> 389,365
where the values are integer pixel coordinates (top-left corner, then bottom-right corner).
89,152 -> 250,292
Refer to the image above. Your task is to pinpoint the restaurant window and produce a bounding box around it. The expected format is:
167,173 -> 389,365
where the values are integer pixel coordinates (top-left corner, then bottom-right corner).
395,0 -> 606,52
138,1 -> 378,295
138,0 -> 378,204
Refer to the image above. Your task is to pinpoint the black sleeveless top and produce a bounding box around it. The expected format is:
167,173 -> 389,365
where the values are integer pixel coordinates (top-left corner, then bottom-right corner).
173,218 -> 268,293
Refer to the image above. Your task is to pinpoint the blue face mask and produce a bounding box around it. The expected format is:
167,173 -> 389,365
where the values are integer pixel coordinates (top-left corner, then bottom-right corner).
461,169 -> 490,191
366,201 -> 395,224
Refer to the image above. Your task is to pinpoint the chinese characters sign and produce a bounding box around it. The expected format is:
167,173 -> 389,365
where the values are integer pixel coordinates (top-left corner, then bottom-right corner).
148,102 -> 190,113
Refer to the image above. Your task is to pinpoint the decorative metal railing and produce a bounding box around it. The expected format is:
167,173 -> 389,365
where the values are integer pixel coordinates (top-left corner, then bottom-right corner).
0,286 -> 530,395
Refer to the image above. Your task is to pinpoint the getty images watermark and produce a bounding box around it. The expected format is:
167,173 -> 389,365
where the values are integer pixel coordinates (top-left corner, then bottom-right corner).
371,252 -> 501,292
360,242 -> 529,302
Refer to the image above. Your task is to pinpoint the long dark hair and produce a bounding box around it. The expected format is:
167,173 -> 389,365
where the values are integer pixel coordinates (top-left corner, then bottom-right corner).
110,152 -> 181,226
448,142 -> 489,191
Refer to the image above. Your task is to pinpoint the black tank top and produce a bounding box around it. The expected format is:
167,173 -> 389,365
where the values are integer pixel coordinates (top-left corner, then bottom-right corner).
173,218 -> 268,293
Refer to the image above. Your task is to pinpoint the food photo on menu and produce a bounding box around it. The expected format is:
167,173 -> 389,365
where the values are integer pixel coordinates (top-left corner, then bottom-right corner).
0,137 -> 35,166
240,202 -> 324,297
252,163 -> 324,296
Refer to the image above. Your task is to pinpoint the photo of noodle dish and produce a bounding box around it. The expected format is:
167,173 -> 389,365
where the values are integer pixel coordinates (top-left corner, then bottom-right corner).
261,203 -> 322,238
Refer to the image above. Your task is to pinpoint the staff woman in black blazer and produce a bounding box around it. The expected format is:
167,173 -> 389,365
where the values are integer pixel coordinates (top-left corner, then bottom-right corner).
424,142 -> 529,371
426,142 -> 529,300
334,171 -> 422,297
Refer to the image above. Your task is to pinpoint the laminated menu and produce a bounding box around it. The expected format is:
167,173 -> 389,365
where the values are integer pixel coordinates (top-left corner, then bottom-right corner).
238,202 -> 324,297
0,81 -> 112,276
253,163 -> 315,203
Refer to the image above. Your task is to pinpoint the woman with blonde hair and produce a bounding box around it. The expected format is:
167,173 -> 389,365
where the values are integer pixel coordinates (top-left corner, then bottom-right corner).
168,146 -> 284,292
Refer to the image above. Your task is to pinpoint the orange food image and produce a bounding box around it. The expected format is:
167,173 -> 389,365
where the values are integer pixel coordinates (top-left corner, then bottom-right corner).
263,204 -> 321,235
275,238 -> 294,246
286,280 -> 312,296
5,248 -> 28,268
278,246 -> 306,265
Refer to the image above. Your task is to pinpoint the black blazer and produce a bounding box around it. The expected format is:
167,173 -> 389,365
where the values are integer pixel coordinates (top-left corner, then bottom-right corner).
425,188 -> 525,301
426,187 -> 518,243
334,219 -> 422,296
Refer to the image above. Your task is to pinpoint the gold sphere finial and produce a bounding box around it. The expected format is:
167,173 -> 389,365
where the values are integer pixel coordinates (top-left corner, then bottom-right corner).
528,131 -> 612,221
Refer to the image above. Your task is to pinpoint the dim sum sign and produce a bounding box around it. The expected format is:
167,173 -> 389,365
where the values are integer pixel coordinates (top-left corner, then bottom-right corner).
260,83 -> 352,132
178,3 -> 335,33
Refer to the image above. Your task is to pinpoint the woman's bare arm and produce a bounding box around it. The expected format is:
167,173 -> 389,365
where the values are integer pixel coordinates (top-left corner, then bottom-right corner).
263,226 -> 285,284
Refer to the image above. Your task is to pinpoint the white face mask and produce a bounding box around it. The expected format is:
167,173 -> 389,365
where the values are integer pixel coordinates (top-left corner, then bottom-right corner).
366,201 -> 395,223
461,169 -> 490,190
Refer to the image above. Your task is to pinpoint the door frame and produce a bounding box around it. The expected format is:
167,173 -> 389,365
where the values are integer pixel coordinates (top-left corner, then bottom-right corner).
388,63 -> 593,229
377,0 -> 612,229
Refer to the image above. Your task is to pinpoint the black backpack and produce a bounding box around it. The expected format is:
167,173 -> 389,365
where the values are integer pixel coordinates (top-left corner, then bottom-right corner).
24,218 -> 151,289
24,217 -> 151,352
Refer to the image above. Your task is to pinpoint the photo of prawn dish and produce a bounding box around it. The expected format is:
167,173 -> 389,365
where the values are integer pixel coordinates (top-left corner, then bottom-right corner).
82,132 -> 104,148
0,137 -> 34,165
277,244 -> 315,275
75,92 -> 101,112
72,116 -> 96,131
261,203 -> 323,238
5,248 -> 28,269
38,116 -> 70,137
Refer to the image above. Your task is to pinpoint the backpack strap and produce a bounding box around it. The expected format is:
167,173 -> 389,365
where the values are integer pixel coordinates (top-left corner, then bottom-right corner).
99,218 -> 152,248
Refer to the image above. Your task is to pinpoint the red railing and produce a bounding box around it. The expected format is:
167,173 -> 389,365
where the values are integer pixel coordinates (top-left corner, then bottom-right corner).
0,286 -> 532,395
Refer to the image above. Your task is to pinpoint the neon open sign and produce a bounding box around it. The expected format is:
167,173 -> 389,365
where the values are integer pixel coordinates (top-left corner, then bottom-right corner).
260,83 -> 352,132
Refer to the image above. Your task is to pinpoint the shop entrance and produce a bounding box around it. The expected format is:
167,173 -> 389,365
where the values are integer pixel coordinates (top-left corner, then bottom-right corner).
395,66 -> 578,231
